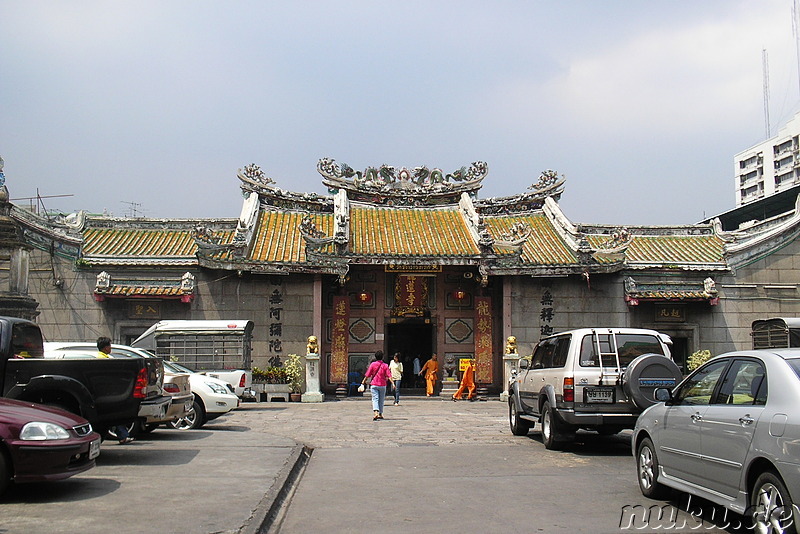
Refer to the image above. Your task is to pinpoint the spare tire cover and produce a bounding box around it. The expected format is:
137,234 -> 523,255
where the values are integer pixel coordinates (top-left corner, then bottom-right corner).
622,353 -> 683,410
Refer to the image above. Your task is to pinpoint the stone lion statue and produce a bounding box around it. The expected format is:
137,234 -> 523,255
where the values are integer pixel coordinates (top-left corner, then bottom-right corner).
306,335 -> 319,355
505,335 -> 518,355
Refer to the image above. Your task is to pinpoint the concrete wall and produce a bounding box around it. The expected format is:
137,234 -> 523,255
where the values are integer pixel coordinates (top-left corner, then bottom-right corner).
26,245 -> 315,370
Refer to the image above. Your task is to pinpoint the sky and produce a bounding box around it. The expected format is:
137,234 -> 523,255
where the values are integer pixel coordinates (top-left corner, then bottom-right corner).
2,1 -> 800,226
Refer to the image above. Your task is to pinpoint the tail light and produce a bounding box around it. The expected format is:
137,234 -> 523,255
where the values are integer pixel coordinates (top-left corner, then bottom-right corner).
563,377 -> 574,403
239,374 -> 246,388
133,368 -> 148,399
163,383 -> 180,393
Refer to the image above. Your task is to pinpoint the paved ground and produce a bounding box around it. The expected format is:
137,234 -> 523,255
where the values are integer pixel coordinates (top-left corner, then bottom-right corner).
0,395 -> 745,534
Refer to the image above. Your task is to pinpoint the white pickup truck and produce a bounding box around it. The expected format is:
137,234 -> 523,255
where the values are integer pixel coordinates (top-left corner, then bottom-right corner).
131,320 -> 254,400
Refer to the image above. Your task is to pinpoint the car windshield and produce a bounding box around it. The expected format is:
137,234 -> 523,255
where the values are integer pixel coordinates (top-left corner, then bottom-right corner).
579,334 -> 665,367
164,361 -> 196,374
787,359 -> 800,380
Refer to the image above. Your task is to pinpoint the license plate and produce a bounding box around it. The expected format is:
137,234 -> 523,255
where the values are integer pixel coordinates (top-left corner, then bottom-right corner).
585,387 -> 615,403
89,438 -> 101,459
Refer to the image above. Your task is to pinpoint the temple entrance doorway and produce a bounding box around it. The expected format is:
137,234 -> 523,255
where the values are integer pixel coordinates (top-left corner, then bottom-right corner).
386,320 -> 434,392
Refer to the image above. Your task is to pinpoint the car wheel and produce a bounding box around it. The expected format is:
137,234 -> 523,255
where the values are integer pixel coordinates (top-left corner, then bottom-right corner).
142,424 -> 158,434
636,437 -> 668,499
0,448 -> 10,497
541,401 -> 568,450
168,400 -> 205,430
751,471 -> 796,534
508,396 -> 531,436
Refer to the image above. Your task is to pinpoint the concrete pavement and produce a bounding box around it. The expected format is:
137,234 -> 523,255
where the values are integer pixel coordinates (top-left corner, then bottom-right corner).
2,395 -> 667,534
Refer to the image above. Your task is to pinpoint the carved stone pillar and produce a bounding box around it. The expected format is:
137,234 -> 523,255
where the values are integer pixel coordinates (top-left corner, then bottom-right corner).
302,350 -> 324,403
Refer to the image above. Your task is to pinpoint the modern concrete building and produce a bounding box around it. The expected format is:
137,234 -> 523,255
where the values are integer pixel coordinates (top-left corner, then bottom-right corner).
3,158 -> 800,395
735,111 -> 800,207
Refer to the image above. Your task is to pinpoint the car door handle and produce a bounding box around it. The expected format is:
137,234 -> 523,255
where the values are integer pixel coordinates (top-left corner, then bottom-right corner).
691,412 -> 703,422
739,415 -> 754,426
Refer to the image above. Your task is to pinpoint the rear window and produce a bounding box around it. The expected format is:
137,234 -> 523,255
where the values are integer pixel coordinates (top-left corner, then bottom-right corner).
11,324 -> 44,358
579,334 -> 665,368
788,359 -> 800,380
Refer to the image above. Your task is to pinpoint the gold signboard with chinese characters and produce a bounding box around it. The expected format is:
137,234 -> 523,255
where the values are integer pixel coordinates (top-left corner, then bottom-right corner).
126,300 -> 161,319
655,305 -> 685,323
385,264 -> 442,273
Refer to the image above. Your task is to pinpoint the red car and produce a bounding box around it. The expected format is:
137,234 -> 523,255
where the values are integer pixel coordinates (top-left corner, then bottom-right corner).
0,398 -> 101,496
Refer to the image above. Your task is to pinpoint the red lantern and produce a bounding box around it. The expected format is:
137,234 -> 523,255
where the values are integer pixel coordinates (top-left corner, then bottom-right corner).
453,289 -> 466,301
358,290 -> 372,304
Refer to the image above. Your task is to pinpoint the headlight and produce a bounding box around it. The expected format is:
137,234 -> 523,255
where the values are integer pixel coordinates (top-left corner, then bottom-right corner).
205,382 -> 229,395
20,422 -> 71,440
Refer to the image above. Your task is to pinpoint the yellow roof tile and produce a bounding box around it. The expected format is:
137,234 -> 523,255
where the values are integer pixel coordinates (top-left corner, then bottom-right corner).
349,206 -> 479,256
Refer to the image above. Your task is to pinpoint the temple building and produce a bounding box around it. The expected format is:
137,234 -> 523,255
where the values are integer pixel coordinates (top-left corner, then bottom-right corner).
3,156 -> 800,394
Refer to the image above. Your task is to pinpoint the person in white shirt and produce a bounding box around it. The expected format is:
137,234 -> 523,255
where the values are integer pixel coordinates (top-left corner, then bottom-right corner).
389,352 -> 403,406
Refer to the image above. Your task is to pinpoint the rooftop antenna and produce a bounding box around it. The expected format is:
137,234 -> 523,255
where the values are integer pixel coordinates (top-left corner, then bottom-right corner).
121,201 -> 144,218
763,48 -> 771,139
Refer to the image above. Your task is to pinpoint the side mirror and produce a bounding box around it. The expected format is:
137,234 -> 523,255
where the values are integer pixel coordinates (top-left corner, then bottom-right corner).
654,388 -> 672,403
517,358 -> 530,370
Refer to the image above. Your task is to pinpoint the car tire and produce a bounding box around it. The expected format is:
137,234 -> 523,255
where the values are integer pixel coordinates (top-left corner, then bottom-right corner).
508,396 -> 531,436
636,437 -> 669,499
142,424 -> 158,434
541,401 -> 569,450
751,471 -> 796,534
168,399 -> 205,430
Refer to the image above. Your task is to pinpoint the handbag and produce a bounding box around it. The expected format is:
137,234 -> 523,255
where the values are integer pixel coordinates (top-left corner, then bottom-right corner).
357,383 -> 365,393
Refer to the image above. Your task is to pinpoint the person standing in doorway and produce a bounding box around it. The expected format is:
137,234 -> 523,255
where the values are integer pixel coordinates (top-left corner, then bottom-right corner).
412,355 -> 422,387
452,358 -> 477,401
389,352 -> 403,406
362,350 -> 394,420
96,337 -> 134,444
419,353 -> 439,397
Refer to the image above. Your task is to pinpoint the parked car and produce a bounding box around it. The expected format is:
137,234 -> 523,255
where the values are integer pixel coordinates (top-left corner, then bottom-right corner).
44,343 -> 190,435
508,328 -> 682,449
2,318 -> 150,436
0,397 -> 101,496
633,349 -> 800,533
162,360 -> 240,430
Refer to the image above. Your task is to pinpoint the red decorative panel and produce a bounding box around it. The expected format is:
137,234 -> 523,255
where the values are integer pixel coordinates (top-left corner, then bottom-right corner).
330,296 -> 350,383
474,296 -> 493,383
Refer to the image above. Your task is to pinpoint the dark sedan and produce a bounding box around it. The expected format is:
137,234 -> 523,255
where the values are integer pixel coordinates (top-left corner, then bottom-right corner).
0,397 -> 100,496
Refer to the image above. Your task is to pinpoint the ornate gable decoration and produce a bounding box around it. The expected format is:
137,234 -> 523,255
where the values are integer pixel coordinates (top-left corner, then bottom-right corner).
475,169 -> 566,215
317,158 -> 488,206
592,227 -> 632,262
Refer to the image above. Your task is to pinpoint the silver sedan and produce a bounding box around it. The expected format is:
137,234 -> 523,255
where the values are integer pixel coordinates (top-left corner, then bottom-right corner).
633,349 -> 800,533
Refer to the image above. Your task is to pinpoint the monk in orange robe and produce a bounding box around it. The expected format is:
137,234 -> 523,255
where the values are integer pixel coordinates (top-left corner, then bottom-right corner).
452,359 -> 476,401
419,353 -> 439,397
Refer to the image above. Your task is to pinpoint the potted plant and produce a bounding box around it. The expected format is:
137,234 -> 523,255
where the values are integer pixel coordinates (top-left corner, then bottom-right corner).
252,366 -> 290,401
284,353 -> 303,401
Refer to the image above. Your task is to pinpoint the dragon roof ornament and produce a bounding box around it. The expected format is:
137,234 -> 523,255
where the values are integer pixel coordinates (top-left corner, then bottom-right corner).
317,158 -> 487,206
237,163 -> 275,190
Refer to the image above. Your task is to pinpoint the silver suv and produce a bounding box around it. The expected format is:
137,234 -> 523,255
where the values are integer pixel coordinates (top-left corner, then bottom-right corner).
508,328 -> 683,449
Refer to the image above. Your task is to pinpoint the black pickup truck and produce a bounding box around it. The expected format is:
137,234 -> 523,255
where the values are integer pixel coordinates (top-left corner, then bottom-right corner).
0,316 -> 163,435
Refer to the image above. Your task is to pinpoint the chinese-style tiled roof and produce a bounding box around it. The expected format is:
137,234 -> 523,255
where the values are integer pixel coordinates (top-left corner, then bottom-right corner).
587,233 -> 726,269
81,220 -> 237,266
348,205 -> 480,257
95,282 -> 192,299
82,226 -> 198,266
484,214 -> 578,265
249,211 -> 334,262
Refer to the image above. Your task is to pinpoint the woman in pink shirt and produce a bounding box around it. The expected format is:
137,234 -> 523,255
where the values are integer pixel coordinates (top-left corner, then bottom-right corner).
361,350 -> 394,421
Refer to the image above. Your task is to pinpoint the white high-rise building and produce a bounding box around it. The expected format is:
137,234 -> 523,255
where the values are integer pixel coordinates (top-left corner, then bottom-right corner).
734,111 -> 800,206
